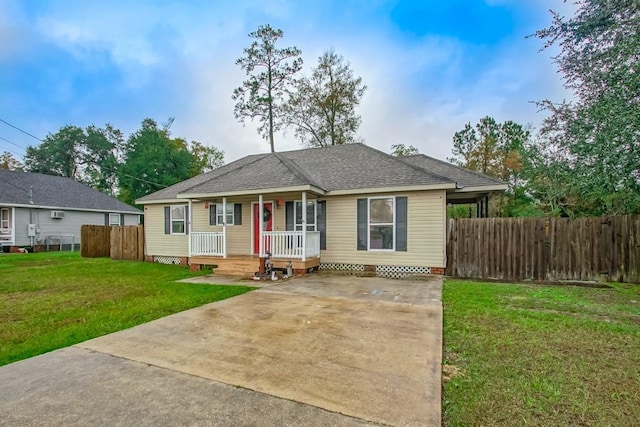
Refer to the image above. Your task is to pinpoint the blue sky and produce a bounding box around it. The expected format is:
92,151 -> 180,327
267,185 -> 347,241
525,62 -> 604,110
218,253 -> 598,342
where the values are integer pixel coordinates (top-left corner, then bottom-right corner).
0,0 -> 575,163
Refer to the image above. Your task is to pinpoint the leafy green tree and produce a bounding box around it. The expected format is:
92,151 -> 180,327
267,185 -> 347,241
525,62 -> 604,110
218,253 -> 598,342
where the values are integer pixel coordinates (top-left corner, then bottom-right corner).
449,116 -> 533,216
118,118 -> 195,206
233,24 -> 302,152
531,0 -> 640,216
0,151 -> 23,170
285,50 -> 366,147
188,141 -> 224,176
391,144 -> 420,157
23,124 -> 121,194
24,125 -> 83,179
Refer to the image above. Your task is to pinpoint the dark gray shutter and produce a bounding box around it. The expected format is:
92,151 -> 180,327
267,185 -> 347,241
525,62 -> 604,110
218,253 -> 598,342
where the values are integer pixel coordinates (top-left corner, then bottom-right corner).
185,205 -> 189,234
285,201 -> 294,231
164,206 -> 170,234
209,204 -> 217,225
396,197 -> 407,251
234,203 -> 242,225
120,214 -> 125,226
357,198 -> 367,250
317,201 -> 326,250
104,213 -> 109,226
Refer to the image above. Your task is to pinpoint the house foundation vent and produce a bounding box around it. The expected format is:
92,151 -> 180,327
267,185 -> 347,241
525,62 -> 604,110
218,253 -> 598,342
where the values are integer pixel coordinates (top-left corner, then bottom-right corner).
375,265 -> 432,279
153,256 -> 181,265
319,263 -> 365,272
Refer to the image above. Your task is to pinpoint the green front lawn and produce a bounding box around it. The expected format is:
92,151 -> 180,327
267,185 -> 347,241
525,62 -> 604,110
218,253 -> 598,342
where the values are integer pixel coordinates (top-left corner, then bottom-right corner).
443,280 -> 640,426
0,252 -> 253,366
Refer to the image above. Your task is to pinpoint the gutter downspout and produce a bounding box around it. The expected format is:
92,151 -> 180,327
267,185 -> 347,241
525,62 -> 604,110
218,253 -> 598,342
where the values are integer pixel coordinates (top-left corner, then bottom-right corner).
258,195 -> 264,256
187,199 -> 193,262
301,191 -> 307,261
222,197 -> 227,258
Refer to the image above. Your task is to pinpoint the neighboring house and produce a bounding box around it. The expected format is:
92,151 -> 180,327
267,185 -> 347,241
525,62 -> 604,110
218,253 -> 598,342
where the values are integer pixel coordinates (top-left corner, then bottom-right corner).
137,144 -> 506,277
0,170 -> 141,251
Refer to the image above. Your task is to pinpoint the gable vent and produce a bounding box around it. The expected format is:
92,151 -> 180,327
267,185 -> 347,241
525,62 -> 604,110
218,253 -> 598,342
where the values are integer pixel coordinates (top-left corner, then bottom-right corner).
50,210 -> 65,219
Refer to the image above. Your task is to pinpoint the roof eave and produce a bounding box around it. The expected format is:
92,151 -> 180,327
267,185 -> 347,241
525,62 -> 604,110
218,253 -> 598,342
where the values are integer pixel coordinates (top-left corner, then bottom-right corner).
174,184 -> 327,200
327,183 -> 456,196
451,184 -> 508,193
1,202 -> 141,214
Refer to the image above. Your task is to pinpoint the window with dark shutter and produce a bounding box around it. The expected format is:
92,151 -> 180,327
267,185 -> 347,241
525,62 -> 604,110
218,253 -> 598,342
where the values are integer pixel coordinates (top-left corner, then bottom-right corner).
357,199 -> 367,250
164,206 -> 171,234
396,197 -> 407,251
317,200 -> 326,250
209,204 -> 217,225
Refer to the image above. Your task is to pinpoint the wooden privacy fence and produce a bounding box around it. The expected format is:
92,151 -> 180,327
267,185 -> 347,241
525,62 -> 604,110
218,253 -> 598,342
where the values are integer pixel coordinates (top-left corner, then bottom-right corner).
81,224 -> 144,261
446,215 -> 640,283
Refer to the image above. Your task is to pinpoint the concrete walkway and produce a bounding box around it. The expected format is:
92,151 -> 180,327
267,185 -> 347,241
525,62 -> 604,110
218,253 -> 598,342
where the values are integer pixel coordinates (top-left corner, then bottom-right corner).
0,275 -> 442,426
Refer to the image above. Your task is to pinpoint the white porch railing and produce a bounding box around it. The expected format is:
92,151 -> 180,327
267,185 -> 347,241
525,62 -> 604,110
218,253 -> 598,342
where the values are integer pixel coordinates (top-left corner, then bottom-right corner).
189,230 -> 320,260
191,232 -> 224,256
0,228 -> 12,245
261,231 -> 320,260
305,231 -> 321,258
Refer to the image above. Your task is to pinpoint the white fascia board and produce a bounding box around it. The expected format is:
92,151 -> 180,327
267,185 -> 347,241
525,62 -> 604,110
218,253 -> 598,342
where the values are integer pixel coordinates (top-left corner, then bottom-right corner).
327,183 -> 456,196
135,198 -> 190,205
177,185 -> 326,199
4,203 -> 141,215
453,184 -> 508,193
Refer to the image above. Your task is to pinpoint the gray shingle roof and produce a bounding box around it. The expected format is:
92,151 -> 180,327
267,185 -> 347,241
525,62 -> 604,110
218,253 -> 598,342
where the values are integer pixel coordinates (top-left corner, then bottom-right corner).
137,144 -> 505,202
0,170 -> 141,213
400,154 -> 504,188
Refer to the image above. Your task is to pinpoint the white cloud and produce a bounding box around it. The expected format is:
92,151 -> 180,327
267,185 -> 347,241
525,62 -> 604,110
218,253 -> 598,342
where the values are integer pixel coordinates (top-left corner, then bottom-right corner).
2,0 -> 577,164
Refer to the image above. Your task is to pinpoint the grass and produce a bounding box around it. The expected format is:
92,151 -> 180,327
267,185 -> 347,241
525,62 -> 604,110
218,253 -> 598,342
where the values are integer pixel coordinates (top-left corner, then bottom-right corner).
0,252 -> 254,366
442,279 -> 640,426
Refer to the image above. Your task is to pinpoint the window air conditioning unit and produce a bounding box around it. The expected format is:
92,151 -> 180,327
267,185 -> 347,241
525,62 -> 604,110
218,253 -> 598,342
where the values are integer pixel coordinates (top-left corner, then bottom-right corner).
51,210 -> 65,219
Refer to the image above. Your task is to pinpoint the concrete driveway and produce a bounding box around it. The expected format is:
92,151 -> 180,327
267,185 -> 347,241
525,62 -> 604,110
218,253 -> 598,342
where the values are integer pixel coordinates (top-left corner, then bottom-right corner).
0,274 -> 442,426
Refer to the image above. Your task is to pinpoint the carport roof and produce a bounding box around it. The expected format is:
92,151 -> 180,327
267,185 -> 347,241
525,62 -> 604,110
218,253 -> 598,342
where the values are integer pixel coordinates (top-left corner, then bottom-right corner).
137,143 -> 505,203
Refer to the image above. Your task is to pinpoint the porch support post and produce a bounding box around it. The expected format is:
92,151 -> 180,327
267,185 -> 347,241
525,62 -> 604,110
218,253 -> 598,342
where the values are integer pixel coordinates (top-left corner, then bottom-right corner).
222,197 -> 227,258
301,191 -> 307,261
187,199 -> 193,260
258,194 -> 264,256
485,196 -> 489,218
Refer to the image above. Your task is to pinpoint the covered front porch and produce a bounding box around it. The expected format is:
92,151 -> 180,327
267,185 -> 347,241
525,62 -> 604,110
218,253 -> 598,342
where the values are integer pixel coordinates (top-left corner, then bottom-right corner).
190,230 -> 321,274
184,191 -> 323,275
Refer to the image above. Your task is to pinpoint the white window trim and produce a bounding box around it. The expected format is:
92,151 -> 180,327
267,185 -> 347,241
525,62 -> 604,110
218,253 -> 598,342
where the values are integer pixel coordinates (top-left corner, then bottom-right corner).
109,213 -> 121,226
170,205 -> 186,235
367,196 -> 395,251
215,203 -> 235,226
294,200 -> 317,231
0,208 -> 9,231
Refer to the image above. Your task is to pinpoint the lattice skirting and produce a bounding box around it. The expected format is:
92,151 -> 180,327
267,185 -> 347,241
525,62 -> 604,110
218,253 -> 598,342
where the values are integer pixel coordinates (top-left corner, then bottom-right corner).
319,263 -> 437,279
153,255 -> 182,265
375,265 -> 431,279
319,263 -> 365,272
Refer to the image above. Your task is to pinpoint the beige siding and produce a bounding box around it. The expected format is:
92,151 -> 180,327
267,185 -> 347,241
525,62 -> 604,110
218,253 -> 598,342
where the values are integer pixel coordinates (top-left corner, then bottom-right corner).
143,191 -> 444,266
143,204 -> 188,257
321,190 -> 446,267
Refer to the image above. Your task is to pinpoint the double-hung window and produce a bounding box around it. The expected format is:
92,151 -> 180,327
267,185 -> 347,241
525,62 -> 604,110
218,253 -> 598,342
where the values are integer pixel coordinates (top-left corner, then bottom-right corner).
368,197 -> 395,250
171,206 -> 186,234
0,208 -> 9,231
216,204 -> 235,225
294,201 -> 316,231
109,213 -> 121,226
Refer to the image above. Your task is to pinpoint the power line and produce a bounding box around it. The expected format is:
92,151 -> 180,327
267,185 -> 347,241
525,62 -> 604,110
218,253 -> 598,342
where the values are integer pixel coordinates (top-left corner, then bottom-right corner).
0,118 -> 43,142
0,135 -> 27,153
0,117 -> 168,190
0,145 -> 25,158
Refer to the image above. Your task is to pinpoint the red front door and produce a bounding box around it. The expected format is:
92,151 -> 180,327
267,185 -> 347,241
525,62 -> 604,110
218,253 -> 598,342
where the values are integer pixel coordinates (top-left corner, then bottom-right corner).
253,202 -> 273,254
